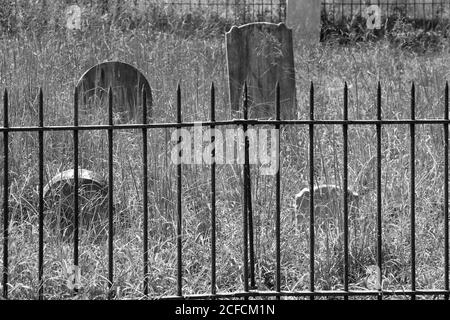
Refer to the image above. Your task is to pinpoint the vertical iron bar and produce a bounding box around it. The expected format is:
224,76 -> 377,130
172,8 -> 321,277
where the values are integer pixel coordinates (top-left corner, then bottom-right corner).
378,0 -> 381,26
387,0 -> 390,19
107,87 -> 114,299
38,88 -> 44,300
2,89 -> 9,299
443,0 -> 446,20
210,83 -> 217,297
73,87 -> 80,296
242,82 -> 249,294
350,0 -> 353,19
376,82 -> 383,300
234,0 -> 237,24
343,82 -> 349,299
275,82 -> 281,300
278,0 -> 282,22
243,82 -> 255,289
445,82 -> 449,301
243,0 -> 246,24
270,0 -> 273,23
405,1 -> 409,18
332,0 -> 335,24
176,83 -> 183,297
309,82 -> 315,300
359,0 -> 362,20
423,0 -> 425,28
245,132 -> 255,289
225,0 -> 228,21
410,83 -> 416,300
431,0 -> 434,19
142,88 -> 149,297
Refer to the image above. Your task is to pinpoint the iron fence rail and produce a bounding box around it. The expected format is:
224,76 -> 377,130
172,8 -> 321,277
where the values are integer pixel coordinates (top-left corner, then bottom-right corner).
376,83 -> 382,301
1,81 -> 450,300
2,89 -> 8,299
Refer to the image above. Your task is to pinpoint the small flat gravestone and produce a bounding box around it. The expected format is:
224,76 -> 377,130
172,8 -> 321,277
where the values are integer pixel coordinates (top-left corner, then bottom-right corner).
226,22 -> 296,119
286,0 -> 321,44
44,169 -> 108,240
76,61 -> 151,123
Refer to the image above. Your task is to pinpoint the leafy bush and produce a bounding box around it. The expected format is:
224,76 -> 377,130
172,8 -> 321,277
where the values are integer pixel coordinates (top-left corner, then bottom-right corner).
388,18 -> 447,53
321,9 -> 449,52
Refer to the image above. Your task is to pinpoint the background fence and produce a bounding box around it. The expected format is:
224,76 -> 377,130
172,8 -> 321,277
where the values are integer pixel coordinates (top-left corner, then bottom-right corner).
1,81 -> 449,299
2,0 -> 450,36
322,0 -> 450,23
0,0 -> 287,35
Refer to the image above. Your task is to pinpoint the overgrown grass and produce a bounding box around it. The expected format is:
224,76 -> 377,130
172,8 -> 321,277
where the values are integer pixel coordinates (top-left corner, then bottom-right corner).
0,3 -> 449,300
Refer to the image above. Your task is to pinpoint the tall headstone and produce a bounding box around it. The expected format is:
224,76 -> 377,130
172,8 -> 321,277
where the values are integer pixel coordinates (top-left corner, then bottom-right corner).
286,0 -> 321,44
76,61 -> 151,123
226,22 -> 296,120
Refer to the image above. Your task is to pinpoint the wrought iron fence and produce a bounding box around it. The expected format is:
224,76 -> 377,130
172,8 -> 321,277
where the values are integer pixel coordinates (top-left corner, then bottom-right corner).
0,0 -> 287,33
322,0 -> 450,23
1,80 -> 449,300
160,0 -> 287,24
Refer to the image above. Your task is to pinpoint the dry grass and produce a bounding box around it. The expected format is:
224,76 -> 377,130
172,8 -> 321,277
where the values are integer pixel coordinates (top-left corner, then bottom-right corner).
0,2 -> 449,300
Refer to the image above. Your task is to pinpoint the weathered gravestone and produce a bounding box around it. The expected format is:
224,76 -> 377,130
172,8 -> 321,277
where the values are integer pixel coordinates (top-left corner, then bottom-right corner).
76,61 -> 151,123
44,169 -> 108,240
287,0 -> 321,44
226,22 -> 296,119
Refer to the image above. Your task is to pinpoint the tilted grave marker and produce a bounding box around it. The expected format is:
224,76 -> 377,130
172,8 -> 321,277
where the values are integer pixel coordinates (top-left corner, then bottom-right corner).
287,0 -> 321,44
76,61 -> 151,123
226,22 -> 296,119
44,169 -> 108,240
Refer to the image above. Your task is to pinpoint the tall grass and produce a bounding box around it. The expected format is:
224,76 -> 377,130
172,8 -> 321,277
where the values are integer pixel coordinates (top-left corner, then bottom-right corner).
0,2 -> 449,299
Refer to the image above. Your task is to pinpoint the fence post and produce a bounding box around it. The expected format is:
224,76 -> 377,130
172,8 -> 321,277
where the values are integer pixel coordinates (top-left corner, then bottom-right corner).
142,87 -> 149,297
444,82 -> 449,301
2,89 -> 9,300
410,83 -> 416,300
343,82 -> 349,300
210,83 -> 217,297
176,83 -> 183,297
242,82 -> 256,290
242,82 -> 249,295
38,88 -> 44,300
107,87 -> 114,299
309,81 -> 315,300
376,82 -> 383,300
73,87 -> 80,297
275,82 -> 281,300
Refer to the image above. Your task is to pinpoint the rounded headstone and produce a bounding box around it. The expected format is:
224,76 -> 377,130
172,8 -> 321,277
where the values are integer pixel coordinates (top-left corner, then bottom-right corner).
76,61 -> 151,123
44,169 -> 108,239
